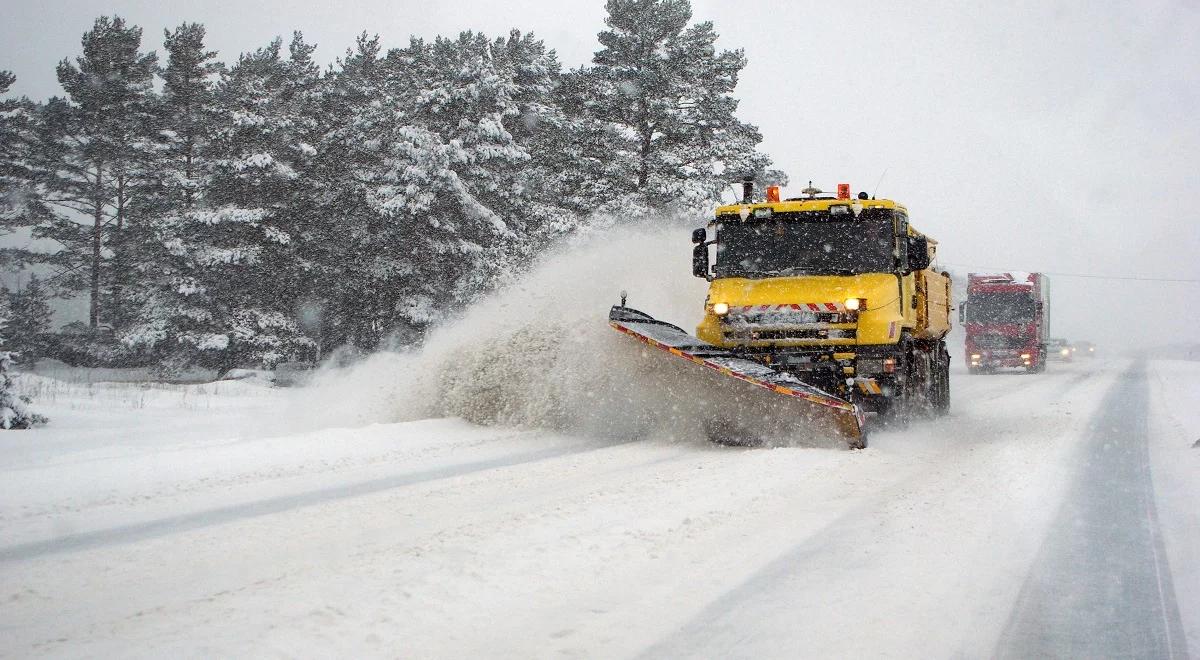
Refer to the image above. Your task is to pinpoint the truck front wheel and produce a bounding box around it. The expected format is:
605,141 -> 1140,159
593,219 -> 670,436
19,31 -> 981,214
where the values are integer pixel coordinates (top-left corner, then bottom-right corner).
877,341 -> 915,428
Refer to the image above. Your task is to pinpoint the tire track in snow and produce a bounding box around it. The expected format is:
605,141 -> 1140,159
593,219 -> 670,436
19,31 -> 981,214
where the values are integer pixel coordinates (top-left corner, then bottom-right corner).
996,362 -> 1190,659
634,360 -> 1103,659
0,442 -> 707,656
0,437 -> 640,564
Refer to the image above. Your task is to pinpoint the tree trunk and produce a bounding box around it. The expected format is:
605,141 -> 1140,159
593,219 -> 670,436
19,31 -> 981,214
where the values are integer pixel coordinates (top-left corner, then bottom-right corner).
89,168 -> 103,329
184,132 -> 195,210
638,127 -> 652,190
112,174 -> 126,322
637,97 -> 653,191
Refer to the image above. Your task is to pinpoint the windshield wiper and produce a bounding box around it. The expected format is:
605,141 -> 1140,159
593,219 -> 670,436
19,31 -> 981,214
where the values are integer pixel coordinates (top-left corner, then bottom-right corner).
771,267 -> 819,276
779,267 -> 860,276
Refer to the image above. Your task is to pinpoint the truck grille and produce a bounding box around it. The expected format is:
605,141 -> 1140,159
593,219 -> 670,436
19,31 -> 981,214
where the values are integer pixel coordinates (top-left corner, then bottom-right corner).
727,310 -> 853,326
973,334 -> 1026,349
725,328 -> 857,341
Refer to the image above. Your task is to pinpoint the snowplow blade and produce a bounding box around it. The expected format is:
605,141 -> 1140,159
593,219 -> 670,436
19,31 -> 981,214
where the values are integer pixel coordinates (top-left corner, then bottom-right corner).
608,305 -> 867,447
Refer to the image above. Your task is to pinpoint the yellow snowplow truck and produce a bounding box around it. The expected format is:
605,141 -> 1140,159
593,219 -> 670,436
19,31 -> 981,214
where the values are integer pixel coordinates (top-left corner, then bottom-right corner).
609,180 -> 952,448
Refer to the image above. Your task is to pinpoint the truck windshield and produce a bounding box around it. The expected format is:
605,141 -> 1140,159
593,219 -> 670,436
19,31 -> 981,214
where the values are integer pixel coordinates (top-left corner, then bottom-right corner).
713,212 -> 896,278
967,291 -> 1036,323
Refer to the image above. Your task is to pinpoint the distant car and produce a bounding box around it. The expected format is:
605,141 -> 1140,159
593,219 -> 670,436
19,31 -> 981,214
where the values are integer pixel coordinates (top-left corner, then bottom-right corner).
1047,338 -> 1073,362
1075,340 -> 1096,357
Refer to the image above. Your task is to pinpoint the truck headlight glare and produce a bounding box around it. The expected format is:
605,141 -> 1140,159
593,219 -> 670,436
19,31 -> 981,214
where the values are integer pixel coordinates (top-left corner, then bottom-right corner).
844,297 -> 864,311
1061,348 -> 1070,356
712,302 -> 730,316
1020,353 -> 1031,359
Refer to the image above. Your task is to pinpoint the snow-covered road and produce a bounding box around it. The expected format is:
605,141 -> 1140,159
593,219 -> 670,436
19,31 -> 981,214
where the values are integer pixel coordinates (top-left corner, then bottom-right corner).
1,359 -> 1197,658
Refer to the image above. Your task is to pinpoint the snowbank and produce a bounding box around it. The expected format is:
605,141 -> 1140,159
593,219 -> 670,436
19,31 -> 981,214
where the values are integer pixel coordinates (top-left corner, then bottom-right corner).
1147,360 -> 1200,651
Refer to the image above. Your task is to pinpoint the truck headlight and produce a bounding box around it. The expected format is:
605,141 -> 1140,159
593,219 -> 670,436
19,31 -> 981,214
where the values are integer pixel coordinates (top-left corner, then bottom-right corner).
712,302 -> 730,316
1060,348 -> 1070,356
844,297 -> 865,311
971,354 -> 981,359
1020,353 -> 1031,359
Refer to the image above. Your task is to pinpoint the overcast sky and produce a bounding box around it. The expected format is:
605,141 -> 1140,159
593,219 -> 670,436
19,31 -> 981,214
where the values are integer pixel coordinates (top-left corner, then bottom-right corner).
2,0 -> 1198,348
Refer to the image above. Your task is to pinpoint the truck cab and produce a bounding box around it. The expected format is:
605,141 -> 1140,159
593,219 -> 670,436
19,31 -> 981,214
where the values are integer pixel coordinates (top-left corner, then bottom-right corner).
691,183 -> 952,420
961,272 -> 1049,373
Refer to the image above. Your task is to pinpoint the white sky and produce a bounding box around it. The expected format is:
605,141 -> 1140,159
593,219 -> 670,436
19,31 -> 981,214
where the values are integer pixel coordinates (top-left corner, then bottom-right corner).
3,0 -> 1199,348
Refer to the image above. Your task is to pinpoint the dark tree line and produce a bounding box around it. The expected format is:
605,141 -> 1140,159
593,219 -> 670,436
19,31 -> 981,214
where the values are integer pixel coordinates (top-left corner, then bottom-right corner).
0,0 -> 782,373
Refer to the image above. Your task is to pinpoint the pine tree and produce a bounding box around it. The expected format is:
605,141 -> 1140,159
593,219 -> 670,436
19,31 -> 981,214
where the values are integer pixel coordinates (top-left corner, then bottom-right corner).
12,16 -> 785,368
5,275 -> 53,360
127,35 -> 317,373
298,32 -> 552,352
407,33 -> 530,297
297,33 -> 398,351
0,294 -> 46,429
159,23 -> 223,213
579,0 -> 780,213
486,30 -> 580,255
343,34 -> 531,335
0,72 -> 50,269
34,16 -> 157,328
119,23 -> 224,368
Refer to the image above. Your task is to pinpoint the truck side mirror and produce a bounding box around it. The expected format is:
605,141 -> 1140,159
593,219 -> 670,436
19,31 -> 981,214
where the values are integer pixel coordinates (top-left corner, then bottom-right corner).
907,236 -> 930,272
691,227 -> 707,244
692,244 -> 709,279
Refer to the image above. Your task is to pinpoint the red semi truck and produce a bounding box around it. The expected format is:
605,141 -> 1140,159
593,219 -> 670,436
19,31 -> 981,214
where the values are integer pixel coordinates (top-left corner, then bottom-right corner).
960,272 -> 1050,374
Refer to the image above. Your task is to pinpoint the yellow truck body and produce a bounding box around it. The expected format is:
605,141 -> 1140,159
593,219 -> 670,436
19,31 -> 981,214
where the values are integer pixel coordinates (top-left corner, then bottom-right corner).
692,191 -> 952,419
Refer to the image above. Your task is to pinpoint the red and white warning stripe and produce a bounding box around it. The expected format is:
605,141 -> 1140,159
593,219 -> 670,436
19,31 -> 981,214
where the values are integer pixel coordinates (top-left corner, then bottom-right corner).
731,302 -> 848,313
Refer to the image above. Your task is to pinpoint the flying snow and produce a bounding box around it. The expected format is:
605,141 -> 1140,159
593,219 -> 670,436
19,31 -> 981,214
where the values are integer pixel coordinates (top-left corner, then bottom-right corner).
287,221 -> 847,446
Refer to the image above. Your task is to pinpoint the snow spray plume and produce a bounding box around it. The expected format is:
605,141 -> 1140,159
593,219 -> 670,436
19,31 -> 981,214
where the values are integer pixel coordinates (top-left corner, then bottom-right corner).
287,220 -> 842,446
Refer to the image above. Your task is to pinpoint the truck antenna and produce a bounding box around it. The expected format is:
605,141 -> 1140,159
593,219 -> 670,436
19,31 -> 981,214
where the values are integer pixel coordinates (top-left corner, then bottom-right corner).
871,168 -> 889,199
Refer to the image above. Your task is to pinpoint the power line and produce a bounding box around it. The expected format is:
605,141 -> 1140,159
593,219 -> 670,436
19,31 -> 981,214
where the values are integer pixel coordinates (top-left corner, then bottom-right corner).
941,263 -> 1200,284
1040,271 -> 1200,284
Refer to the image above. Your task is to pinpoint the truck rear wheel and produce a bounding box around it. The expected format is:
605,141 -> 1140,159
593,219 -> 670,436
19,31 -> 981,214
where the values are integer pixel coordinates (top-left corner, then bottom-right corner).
932,344 -> 951,415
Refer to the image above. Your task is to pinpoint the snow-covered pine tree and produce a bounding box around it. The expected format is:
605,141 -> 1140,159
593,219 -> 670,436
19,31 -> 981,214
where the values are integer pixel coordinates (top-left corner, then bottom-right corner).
0,71 -> 52,267
486,30 -> 582,252
34,16 -> 158,329
410,32 -> 532,299
0,294 -> 46,429
296,33 -> 407,351
545,67 -> 635,222
297,30 -> 579,354
159,24 -> 223,212
338,35 -> 528,333
579,0 -> 781,213
5,275 -> 53,361
119,23 -> 226,369
145,35 -> 316,374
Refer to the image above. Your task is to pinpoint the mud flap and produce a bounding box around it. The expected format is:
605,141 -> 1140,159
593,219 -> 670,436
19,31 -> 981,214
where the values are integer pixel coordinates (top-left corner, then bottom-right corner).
609,306 -> 867,447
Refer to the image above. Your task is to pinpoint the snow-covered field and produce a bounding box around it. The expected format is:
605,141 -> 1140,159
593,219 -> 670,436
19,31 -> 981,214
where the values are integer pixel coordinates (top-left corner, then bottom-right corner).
2,356 -> 1194,658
